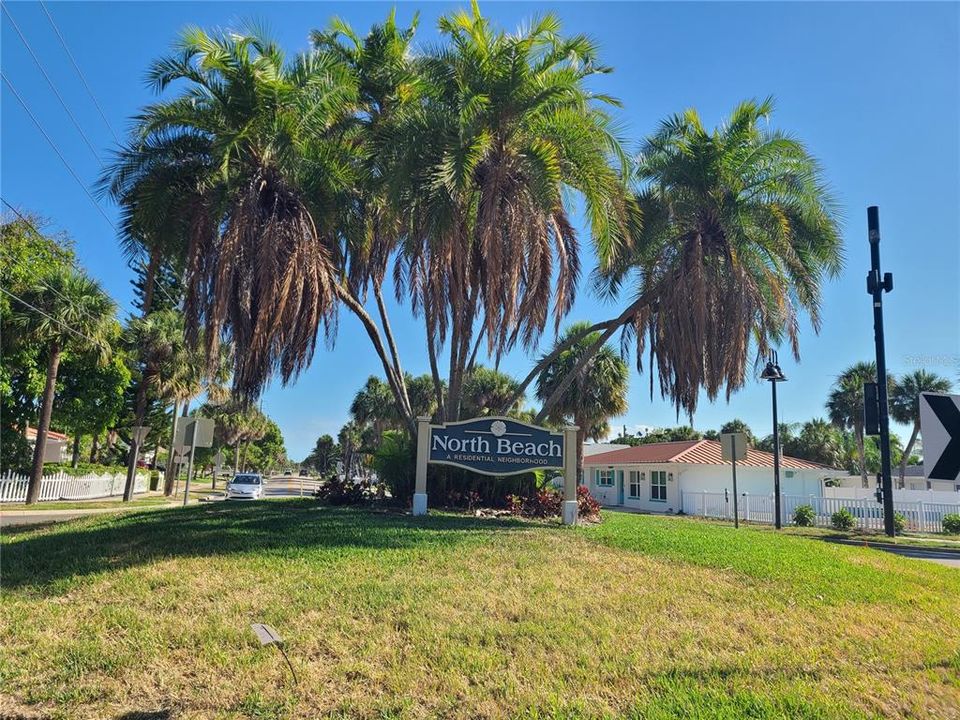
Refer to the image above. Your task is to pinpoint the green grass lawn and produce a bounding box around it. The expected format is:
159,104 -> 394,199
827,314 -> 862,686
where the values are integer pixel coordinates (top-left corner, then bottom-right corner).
1,502 -> 958,720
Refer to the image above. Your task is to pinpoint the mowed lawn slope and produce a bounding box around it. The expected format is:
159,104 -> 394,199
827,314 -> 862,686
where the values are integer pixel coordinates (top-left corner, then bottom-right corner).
1,503 -> 958,720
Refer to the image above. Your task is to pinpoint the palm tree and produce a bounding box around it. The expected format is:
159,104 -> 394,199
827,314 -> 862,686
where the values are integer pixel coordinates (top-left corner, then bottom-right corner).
789,418 -> 845,469
890,370 -> 952,487
123,309 -> 187,500
460,366 -> 524,419
522,98 -> 843,421
12,267 -> 116,504
388,4 -> 631,421
536,321 -> 629,480
719,419 -> 756,447
827,362 -> 880,487
105,26 -> 354,404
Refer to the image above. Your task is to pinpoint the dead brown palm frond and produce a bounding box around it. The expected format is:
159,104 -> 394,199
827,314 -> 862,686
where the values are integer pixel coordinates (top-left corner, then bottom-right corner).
182,167 -> 339,401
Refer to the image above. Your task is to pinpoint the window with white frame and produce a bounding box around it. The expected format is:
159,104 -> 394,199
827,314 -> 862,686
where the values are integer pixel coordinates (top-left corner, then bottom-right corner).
628,471 -> 643,499
650,470 -> 667,501
596,469 -> 615,487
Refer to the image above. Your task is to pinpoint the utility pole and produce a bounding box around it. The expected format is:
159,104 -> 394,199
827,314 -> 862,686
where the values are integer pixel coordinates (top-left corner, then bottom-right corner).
866,206 -> 895,536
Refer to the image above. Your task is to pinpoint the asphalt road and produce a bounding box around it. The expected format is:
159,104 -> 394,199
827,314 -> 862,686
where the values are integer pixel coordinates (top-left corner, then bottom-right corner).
826,538 -> 960,569
0,476 -> 323,528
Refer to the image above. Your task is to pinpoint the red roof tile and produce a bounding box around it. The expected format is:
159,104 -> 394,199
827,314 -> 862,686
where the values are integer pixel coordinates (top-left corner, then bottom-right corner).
585,439 -> 837,471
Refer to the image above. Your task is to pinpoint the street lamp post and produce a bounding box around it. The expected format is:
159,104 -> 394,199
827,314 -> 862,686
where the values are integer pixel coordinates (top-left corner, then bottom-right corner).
761,353 -> 787,529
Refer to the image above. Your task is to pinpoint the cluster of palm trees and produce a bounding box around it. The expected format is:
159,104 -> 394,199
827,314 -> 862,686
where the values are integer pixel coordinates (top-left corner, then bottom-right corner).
98,5 -> 842,445
828,363 -> 953,487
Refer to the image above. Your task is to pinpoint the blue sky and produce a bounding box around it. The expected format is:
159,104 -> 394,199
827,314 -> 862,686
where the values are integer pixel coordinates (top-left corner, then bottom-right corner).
2,2 -> 958,460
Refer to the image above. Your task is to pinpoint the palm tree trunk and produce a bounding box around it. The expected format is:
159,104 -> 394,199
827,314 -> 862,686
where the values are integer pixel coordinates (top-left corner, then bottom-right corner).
89,432 -> 100,464
27,342 -> 62,505
123,366 -> 152,502
71,433 -> 81,468
233,445 -> 241,475
899,422 -> 920,489
241,440 -> 250,471
575,423 -> 586,486
163,398 -> 182,496
334,284 -> 414,433
141,249 -> 159,317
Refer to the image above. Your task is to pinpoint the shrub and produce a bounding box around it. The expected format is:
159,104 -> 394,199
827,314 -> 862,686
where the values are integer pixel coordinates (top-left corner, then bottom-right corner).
942,513 -> 960,535
315,475 -> 375,506
370,430 -> 415,504
831,507 -> 856,531
893,511 -> 906,534
506,486 -> 601,520
577,485 -> 602,519
793,504 -> 815,527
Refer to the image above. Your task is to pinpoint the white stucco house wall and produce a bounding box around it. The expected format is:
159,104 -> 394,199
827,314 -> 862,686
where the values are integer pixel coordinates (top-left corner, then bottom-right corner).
25,427 -> 70,464
582,439 -> 840,514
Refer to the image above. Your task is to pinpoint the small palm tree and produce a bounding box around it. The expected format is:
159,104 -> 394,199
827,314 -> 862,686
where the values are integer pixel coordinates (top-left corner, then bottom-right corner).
123,309 -> 187,500
13,267 -> 116,504
536,322 -> 629,480
827,362 -> 880,487
890,370 -> 952,487
460,367 -> 523,418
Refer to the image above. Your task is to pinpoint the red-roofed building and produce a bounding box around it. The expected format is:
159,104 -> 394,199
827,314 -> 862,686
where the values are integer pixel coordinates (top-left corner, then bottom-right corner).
582,439 -> 842,513
24,427 -> 71,464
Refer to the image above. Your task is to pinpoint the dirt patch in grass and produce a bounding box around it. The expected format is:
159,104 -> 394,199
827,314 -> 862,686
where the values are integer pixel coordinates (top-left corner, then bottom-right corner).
2,502 -> 958,719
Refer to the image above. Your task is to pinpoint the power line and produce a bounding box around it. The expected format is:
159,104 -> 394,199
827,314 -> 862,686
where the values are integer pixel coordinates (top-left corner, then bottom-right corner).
1,3 -> 102,164
0,77 -> 181,310
38,0 -> 120,145
1,71 -> 115,229
0,284 -> 107,349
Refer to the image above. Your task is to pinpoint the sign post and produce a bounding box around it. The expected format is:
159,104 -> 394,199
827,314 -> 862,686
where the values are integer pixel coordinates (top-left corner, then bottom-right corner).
414,416 -> 577,525
180,417 -> 214,507
720,432 -> 748,529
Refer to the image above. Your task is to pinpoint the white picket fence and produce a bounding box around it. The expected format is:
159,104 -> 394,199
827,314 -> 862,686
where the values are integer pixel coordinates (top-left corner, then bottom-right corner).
682,491 -> 960,534
0,471 -> 149,503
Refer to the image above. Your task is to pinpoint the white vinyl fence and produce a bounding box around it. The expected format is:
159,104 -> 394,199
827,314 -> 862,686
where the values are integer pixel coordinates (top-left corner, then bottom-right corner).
0,471 -> 148,503
682,491 -> 960,534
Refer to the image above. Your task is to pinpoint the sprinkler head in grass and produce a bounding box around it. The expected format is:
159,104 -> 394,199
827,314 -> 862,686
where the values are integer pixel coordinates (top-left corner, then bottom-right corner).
251,623 -> 298,686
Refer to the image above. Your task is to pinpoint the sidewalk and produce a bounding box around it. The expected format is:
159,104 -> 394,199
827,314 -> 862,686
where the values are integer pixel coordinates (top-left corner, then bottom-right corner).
1,497 -> 192,529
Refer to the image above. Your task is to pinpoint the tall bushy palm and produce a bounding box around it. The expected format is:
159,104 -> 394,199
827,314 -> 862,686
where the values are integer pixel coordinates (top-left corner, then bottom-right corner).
536,321 -> 629,479
549,98 -> 843,420
827,361 -> 880,487
390,4 -> 631,420
890,370 -> 952,487
12,268 -> 116,503
105,27 -> 357,402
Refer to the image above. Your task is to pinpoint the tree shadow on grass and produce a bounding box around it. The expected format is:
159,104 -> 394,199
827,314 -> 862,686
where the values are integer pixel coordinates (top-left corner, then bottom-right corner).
1,500 -> 536,593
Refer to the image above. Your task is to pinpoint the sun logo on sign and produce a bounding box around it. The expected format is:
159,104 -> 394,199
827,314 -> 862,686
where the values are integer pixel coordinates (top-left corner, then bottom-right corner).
490,420 -> 507,437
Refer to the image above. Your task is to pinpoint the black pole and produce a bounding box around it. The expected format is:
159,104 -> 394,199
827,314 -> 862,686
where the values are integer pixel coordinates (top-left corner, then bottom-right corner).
771,382 -> 782,529
867,206 -> 895,536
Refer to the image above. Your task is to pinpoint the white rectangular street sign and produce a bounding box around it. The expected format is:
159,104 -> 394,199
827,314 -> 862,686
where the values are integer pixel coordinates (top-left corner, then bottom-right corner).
175,417 -> 215,449
920,392 -> 960,482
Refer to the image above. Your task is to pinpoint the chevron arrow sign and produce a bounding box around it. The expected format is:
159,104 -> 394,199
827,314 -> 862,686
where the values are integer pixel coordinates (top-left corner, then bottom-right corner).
920,392 -> 960,482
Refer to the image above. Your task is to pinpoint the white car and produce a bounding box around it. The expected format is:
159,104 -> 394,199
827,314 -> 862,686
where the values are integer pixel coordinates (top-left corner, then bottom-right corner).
227,473 -> 264,500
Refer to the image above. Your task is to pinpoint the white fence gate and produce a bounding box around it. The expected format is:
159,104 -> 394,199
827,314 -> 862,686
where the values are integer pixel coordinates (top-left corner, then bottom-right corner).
682,491 -> 960,534
0,471 -> 148,503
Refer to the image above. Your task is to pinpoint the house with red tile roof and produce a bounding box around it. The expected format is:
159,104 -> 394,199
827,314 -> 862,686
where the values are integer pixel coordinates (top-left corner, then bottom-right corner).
24,427 -> 70,464
582,439 -> 842,514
